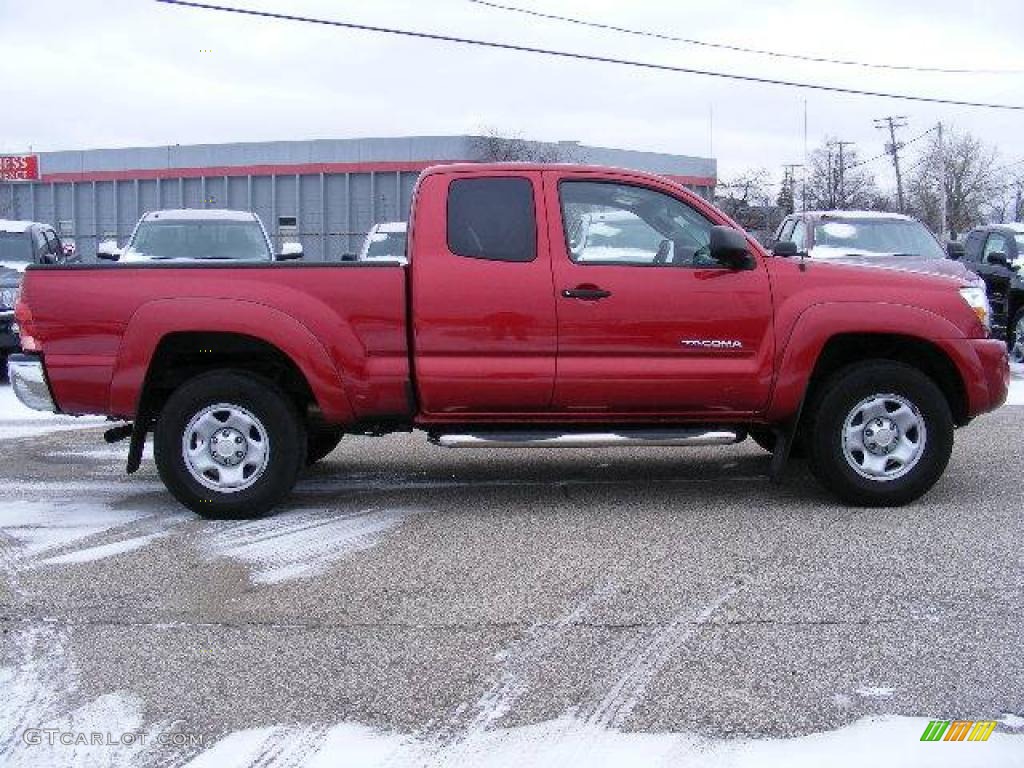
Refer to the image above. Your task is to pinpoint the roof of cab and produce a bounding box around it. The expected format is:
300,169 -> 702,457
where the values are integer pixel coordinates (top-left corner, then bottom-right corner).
800,210 -> 915,222
140,209 -> 259,222
0,219 -> 42,233
973,222 -> 1024,233
420,162 -> 679,179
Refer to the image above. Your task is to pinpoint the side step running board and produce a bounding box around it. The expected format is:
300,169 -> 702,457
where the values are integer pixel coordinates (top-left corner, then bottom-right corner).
430,428 -> 742,449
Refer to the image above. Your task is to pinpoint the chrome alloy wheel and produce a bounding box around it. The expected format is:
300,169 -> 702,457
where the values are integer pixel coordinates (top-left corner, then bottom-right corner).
181,403 -> 270,493
841,394 -> 927,482
1011,314 -> 1024,365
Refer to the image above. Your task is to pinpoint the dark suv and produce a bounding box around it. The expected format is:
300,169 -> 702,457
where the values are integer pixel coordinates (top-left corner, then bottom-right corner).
956,224 -> 1024,363
0,220 -> 69,360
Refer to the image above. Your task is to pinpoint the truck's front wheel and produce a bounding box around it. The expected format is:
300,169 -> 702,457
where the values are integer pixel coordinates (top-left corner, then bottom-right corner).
806,361 -> 953,506
154,371 -> 306,519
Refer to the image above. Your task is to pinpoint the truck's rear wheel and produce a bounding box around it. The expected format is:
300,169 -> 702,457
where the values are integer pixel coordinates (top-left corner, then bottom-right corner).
806,361 -> 953,506
1009,308 -> 1024,365
154,371 -> 306,519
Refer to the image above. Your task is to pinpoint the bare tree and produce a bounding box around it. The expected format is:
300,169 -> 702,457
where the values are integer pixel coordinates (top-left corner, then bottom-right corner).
905,128 -> 999,238
715,168 -> 784,238
803,138 -> 883,211
470,128 -> 577,163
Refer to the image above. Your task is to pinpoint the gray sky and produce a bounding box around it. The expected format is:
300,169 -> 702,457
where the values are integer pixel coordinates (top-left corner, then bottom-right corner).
3,0 -> 1023,191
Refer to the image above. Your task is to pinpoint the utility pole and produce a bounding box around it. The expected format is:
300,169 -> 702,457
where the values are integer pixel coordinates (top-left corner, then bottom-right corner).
802,99 -> 808,212
875,116 -> 908,213
834,140 -> 856,209
782,163 -> 803,215
937,121 -> 948,240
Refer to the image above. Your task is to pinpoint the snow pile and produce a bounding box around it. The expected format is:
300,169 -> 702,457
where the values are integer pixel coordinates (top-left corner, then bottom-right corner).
180,714 -> 1024,768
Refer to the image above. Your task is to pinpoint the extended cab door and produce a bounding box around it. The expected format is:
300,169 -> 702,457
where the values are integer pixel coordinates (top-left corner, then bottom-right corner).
544,171 -> 774,416
410,170 -> 557,415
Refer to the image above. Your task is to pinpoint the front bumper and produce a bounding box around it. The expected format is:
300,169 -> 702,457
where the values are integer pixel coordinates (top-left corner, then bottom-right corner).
944,337 -> 1010,418
7,353 -> 57,412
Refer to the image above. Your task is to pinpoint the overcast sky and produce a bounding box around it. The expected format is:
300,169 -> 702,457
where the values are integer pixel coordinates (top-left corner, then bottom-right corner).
3,0 -> 1023,191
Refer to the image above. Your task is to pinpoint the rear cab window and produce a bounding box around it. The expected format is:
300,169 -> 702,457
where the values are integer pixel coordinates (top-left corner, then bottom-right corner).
447,177 -> 536,262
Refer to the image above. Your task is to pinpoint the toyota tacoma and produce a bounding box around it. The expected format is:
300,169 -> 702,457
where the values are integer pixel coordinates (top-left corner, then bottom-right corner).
8,164 -> 1009,517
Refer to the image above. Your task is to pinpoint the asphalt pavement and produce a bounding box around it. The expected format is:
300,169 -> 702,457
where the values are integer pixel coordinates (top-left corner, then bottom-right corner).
1,382 -> 1023,767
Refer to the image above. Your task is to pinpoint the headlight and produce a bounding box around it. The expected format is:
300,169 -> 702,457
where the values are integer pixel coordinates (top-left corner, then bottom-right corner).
959,285 -> 991,332
0,285 -> 19,310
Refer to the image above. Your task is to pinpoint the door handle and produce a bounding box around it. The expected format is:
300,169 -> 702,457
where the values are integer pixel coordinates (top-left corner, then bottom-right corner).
562,287 -> 612,300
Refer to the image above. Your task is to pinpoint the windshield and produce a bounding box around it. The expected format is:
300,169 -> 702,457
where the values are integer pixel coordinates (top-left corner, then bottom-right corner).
366,231 -> 407,259
812,218 -> 945,259
126,219 -> 271,261
0,232 -> 33,263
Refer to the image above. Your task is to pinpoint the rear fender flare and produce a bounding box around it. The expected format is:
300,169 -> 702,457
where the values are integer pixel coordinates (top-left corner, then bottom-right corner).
109,297 -> 354,423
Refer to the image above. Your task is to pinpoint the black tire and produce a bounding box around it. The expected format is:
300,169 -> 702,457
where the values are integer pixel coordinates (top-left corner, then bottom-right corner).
1008,307 -> 1024,366
306,425 -> 343,465
805,360 -> 953,507
154,371 -> 306,519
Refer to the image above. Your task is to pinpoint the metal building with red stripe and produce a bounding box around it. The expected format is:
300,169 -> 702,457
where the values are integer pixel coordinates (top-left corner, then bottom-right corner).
0,136 -> 716,261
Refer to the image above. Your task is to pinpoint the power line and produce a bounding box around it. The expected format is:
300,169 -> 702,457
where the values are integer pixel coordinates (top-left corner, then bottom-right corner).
154,0 -> 1024,112
468,0 -> 1024,76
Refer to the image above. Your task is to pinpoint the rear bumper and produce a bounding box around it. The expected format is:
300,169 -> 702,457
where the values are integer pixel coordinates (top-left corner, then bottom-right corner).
943,337 -> 1009,418
7,353 -> 57,412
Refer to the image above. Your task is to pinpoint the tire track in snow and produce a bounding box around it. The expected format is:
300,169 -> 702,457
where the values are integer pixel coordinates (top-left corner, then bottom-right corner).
415,580 -> 618,767
0,499 -> 187,568
201,506 -> 423,584
583,582 -> 741,729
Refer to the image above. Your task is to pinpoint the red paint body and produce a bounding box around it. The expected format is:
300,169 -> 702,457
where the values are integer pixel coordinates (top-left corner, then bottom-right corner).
17,164 -> 1009,430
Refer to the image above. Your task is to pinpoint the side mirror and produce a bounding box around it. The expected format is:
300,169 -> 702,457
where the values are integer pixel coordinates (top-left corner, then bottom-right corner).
276,242 -> 303,261
989,251 -> 1011,269
708,226 -> 755,270
946,241 -> 965,260
96,239 -> 121,261
771,240 -> 800,258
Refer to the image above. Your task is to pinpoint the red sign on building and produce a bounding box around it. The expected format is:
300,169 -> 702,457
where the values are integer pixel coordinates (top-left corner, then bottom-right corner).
0,155 -> 40,182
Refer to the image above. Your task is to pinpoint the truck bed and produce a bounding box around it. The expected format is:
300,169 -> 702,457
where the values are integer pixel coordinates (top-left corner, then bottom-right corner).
21,262 -> 411,421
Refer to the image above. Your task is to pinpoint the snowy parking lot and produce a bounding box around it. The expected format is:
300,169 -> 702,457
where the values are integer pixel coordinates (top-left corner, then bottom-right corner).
1,373 -> 1023,767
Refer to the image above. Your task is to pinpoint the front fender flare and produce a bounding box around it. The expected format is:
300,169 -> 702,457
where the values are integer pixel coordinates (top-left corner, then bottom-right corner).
766,301 -> 965,422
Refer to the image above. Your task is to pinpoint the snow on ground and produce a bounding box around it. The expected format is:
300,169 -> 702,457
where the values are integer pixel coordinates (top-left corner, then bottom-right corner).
1008,363 -> 1024,405
0,385 -> 106,440
0,499 -> 187,567
180,714 -> 1024,768
201,506 -> 422,584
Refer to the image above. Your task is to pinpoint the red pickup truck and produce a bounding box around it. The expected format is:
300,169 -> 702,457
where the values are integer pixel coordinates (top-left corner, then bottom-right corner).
8,163 -> 1009,518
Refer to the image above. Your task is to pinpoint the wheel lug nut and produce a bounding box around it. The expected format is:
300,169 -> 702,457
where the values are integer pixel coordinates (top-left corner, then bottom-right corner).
235,436 -> 242,444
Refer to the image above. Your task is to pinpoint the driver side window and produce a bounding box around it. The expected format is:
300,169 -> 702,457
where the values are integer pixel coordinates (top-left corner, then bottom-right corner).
559,180 -> 715,267
982,233 -> 1009,264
